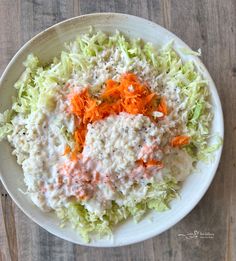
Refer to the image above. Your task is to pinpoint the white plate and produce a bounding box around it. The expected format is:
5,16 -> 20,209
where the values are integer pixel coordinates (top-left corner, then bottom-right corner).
0,13 -> 224,247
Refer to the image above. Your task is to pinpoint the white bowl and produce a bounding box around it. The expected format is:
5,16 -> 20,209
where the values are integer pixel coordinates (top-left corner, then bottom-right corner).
0,13 -> 223,247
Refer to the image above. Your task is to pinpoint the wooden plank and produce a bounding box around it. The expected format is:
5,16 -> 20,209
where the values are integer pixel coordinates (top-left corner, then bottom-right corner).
0,0 -> 235,260
0,0 -> 21,73
0,1 -> 21,261
0,185 -> 12,261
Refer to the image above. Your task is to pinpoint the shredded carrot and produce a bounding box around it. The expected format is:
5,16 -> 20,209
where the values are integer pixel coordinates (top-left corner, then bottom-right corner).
146,159 -> 163,167
71,150 -> 78,161
158,97 -> 168,115
171,135 -> 190,147
101,79 -> 120,99
135,159 -> 145,166
74,128 -> 87,147
93,172 -> 100,183
63,145 -> 71,155
136,159 -> 163,168
68,73 -> 168,156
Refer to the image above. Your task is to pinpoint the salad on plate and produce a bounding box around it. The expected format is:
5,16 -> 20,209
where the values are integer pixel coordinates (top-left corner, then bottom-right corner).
0,29 -> 221,241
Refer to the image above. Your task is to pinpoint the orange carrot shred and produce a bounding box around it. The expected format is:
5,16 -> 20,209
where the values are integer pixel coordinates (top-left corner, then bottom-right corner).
136,159 -> 145,166
136,158 -> 163,168
94,172 -> 100,183
158,97 -> 168,115
171,136 -> 190,147
71,150 -> 78,161
63,145 -> 71,155
146,159 -> 163,167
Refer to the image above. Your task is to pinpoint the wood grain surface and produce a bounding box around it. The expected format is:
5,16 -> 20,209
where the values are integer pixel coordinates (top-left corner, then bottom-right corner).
0,0 -> 235,260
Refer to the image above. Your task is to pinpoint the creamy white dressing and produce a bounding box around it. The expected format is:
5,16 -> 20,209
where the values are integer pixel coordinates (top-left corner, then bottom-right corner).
8,92 -> 74,211
163,148 -> 193,182
83,113 -> 163,174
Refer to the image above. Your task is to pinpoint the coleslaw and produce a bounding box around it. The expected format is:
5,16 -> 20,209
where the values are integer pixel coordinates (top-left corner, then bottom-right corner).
0,30 -> 221,242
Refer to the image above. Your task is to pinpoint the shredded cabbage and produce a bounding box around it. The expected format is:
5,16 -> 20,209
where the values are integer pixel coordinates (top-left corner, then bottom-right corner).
178,47 -> 201,56
0,50 -> 74,140
57,177 -> 178,242
0,110 -> 14,140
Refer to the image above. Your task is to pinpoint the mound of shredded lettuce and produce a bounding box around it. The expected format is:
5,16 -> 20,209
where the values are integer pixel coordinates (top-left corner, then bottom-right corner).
0,29 -> 222,241
57,177 -> 178,242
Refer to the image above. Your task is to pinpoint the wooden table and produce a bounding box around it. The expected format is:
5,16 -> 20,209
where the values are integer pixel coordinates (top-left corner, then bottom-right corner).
0,1 -> 235,260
